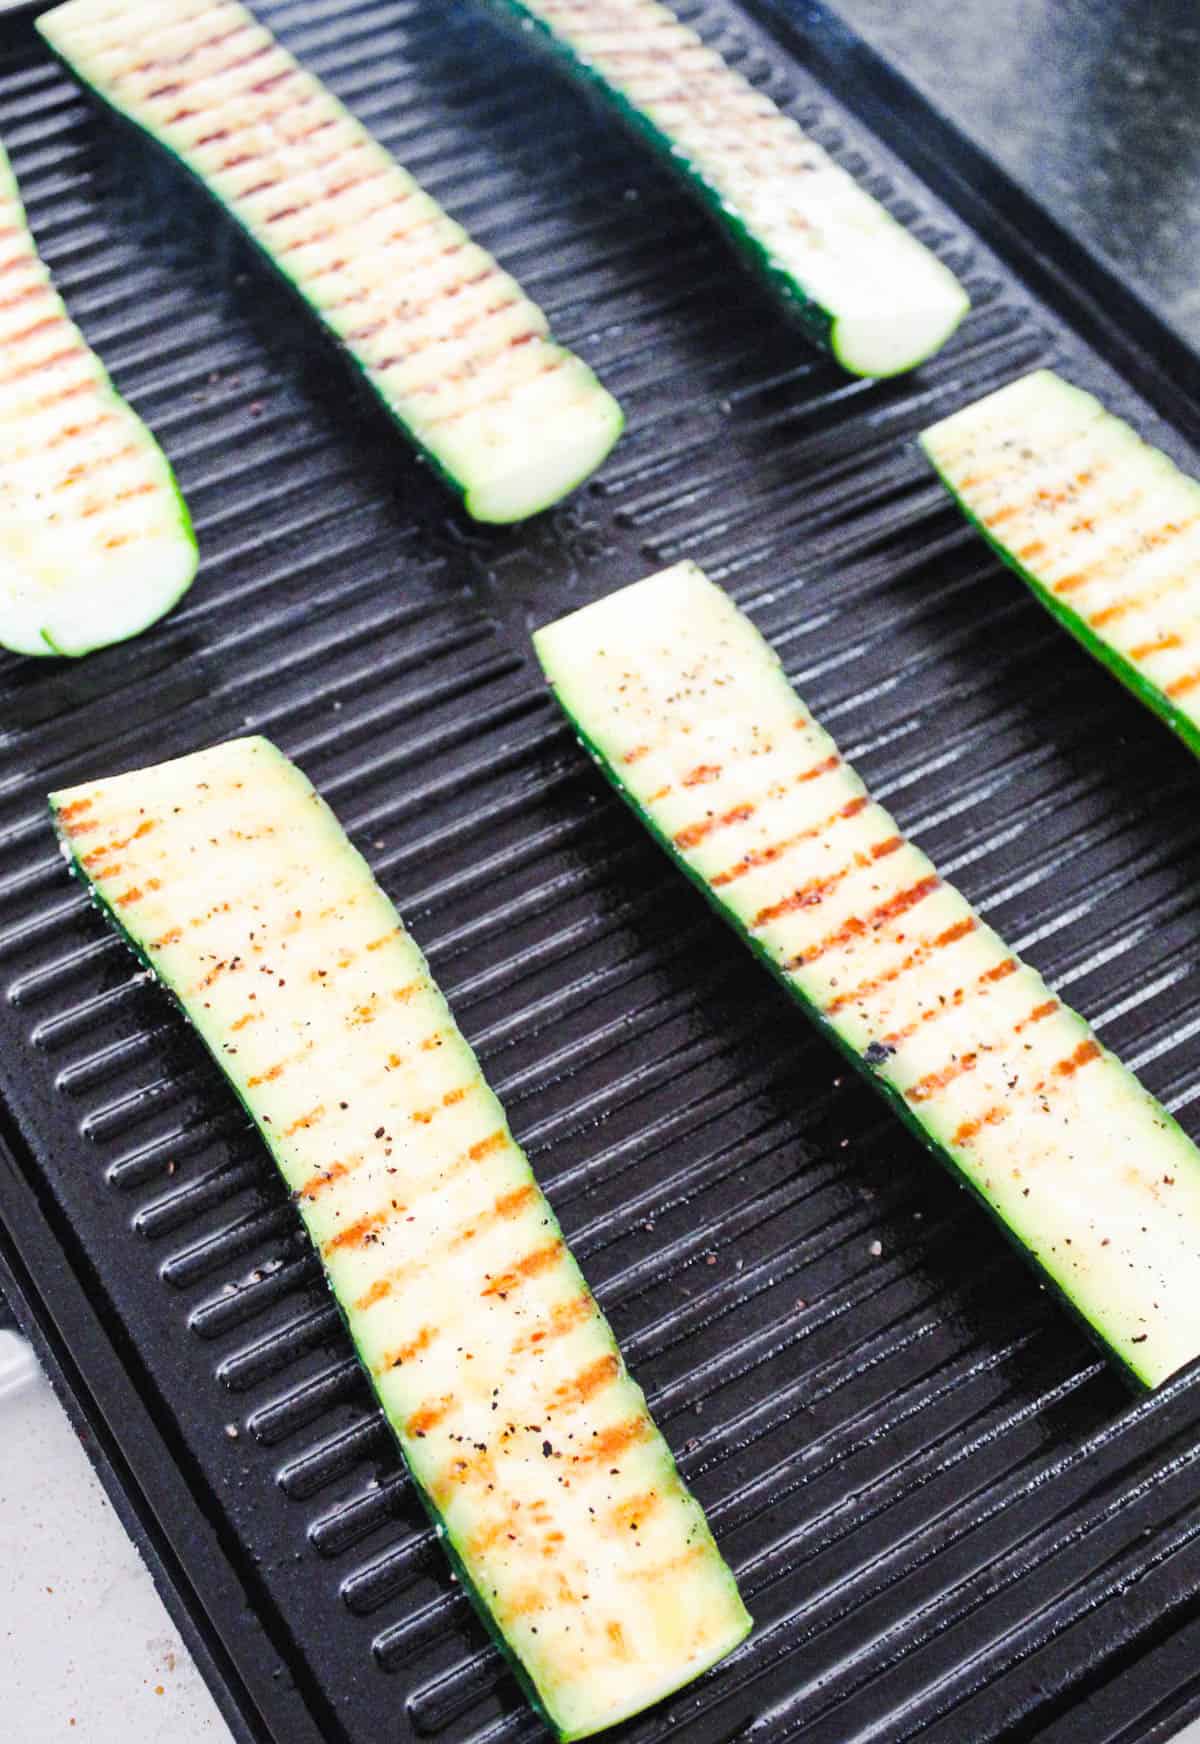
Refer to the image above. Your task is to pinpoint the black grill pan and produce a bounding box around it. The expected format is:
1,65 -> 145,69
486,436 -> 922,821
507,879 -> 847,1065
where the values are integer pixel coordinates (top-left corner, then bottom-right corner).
2,3 -> 1200,1742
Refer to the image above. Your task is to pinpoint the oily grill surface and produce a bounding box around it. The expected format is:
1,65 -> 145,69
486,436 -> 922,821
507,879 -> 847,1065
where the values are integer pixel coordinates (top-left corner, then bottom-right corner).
2,2 -> 1200,1742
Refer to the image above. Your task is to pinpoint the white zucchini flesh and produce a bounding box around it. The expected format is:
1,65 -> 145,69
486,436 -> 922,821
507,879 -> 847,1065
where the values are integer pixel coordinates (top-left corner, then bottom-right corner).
534,562 -> 1200,1389
488,0 -> 969,376
50,736 -> 750,1743
38,0 -> 624,525
922,369 -> 1200,758
0,139 -> 195,657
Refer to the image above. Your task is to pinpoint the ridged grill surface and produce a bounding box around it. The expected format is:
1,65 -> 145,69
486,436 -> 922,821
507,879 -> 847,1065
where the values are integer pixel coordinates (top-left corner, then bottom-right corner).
1,2 -> 1200,1742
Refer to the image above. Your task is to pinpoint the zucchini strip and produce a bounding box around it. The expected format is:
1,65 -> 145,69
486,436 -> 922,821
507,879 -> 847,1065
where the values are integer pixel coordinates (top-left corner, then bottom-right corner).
484,0 -> 969,376
922,369 -> 1200,757
0,137 -> 195,657
50,736 -> 750,1743
37,0 -> 624,525
534,561 -> 1200,1389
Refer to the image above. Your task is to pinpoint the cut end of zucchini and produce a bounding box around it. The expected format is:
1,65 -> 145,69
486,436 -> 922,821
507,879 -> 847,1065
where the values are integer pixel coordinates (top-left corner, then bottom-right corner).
50,733 -> 749,1739
39,0 -> 623,525
921,368 -> 1200,755
0,138 -> 196,659
459,374 -> 624,524
831,273 -> 970,379
536,561 -> 1200,1391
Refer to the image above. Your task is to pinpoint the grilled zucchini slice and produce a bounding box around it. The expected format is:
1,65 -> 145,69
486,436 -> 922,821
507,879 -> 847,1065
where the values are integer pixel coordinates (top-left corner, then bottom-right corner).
0,137 -> 195,657
485,0 -> 969,376
535,561 -> 1200,1389
38,0 -> 623,524
922,369 -> 1200,757
50,735 -> 750,1742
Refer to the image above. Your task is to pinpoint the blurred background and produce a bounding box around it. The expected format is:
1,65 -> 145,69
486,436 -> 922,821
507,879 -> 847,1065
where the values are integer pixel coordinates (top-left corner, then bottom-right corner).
832,0 -> 1200,346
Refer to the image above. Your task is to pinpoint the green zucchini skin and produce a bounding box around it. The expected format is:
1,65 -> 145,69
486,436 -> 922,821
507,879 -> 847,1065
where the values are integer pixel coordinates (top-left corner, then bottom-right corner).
534,562 -> 1200,1391
921,370 -> 1200,763
0,138 -> 196,657
50,736 -> 750,1742
38,0 -> 624,526
483,0 -> 969,377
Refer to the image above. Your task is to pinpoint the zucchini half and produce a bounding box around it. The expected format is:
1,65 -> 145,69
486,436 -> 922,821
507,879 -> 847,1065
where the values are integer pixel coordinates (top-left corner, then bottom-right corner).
534,562 -> 1200,1389
37,0 -> 624,525
50,736 -> 750,1743
922,369 -> 1200,758
484,0 -> 969,377
0,138 -> 195,657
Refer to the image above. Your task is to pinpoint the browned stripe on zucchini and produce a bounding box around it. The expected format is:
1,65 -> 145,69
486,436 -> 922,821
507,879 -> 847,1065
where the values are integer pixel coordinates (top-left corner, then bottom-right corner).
482,1239 -> 565,1299
825,914 -> 977,1018
711,794 -> 870,889
788,873 -> 941,972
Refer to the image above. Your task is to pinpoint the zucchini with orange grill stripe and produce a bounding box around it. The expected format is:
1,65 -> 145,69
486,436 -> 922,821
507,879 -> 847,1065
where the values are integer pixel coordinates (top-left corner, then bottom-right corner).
49,736 -> 749,1742
38,0 -> 623,525
484,0 -> 969,377
0,138 -> 195,657
922,370 -> 1200,756
534,562 -> 1200,1388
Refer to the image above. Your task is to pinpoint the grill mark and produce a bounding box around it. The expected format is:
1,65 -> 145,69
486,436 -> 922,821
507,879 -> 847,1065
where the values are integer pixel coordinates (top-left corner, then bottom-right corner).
712,794 -> 869,888
610,1487 -> 661,1534
882,955 -> 1017,1050
115,22 -> 254,90
116,879 -> 159,907
682,763 -> 722,787
322,1208 -> 391,1255
411,1083 -> 473,1125
283,1103 -> 326,1137
1129,632 -> 1182,661
46,413 -> 121,453
449,1182 -> 537,1249
789,873 -> 941,972
365,928 -> 401,952
57,439 -> 140,488
951,1104 -> 1010,1148
145,41 -> 277,108
554,1352 -> 620,1408
246,1061 -> 285,1087
825,915 -> 977,1018
753,862 -> 852,929
482,1240 -> 565,1299
375,1324 -> 435,1375
584,1415 -> 653,1464
296,1157 -> 355,1202
3,313 -> 63,351
906,995 -> 1058,1105
1165,669 -> 1200,700
1053,514 -> 1198,602
426,350 -> 569,430
149,926 -> 182,950
0,343 -> 89,389
57,798 -> 93,822
406,1395 -> 455,1438
372,316 -> 543,391
1054,1038 -> 1102,1077
513,1291 -> 596,1355
79,480 -> 158,518
674,801 -> 755,853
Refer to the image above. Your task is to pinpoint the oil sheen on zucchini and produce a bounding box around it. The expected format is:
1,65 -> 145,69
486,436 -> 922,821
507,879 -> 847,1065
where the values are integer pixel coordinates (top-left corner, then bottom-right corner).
534,562 -> 1200,1389
38,0 -> 623,525
922,369 -> 1200,757
0,138 -> 195,657
50,737 -> 750,1742
485,0 -> 969,377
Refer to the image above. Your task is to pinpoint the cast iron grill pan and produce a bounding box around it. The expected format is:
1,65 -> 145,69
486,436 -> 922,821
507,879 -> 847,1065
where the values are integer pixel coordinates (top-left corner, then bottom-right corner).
1,2 -> 1200,1741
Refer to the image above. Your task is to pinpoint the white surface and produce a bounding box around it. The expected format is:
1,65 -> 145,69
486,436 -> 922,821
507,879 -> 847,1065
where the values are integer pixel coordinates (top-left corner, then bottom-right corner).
0,1331 -> 234,1743
3,1331 -> 1200,1741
